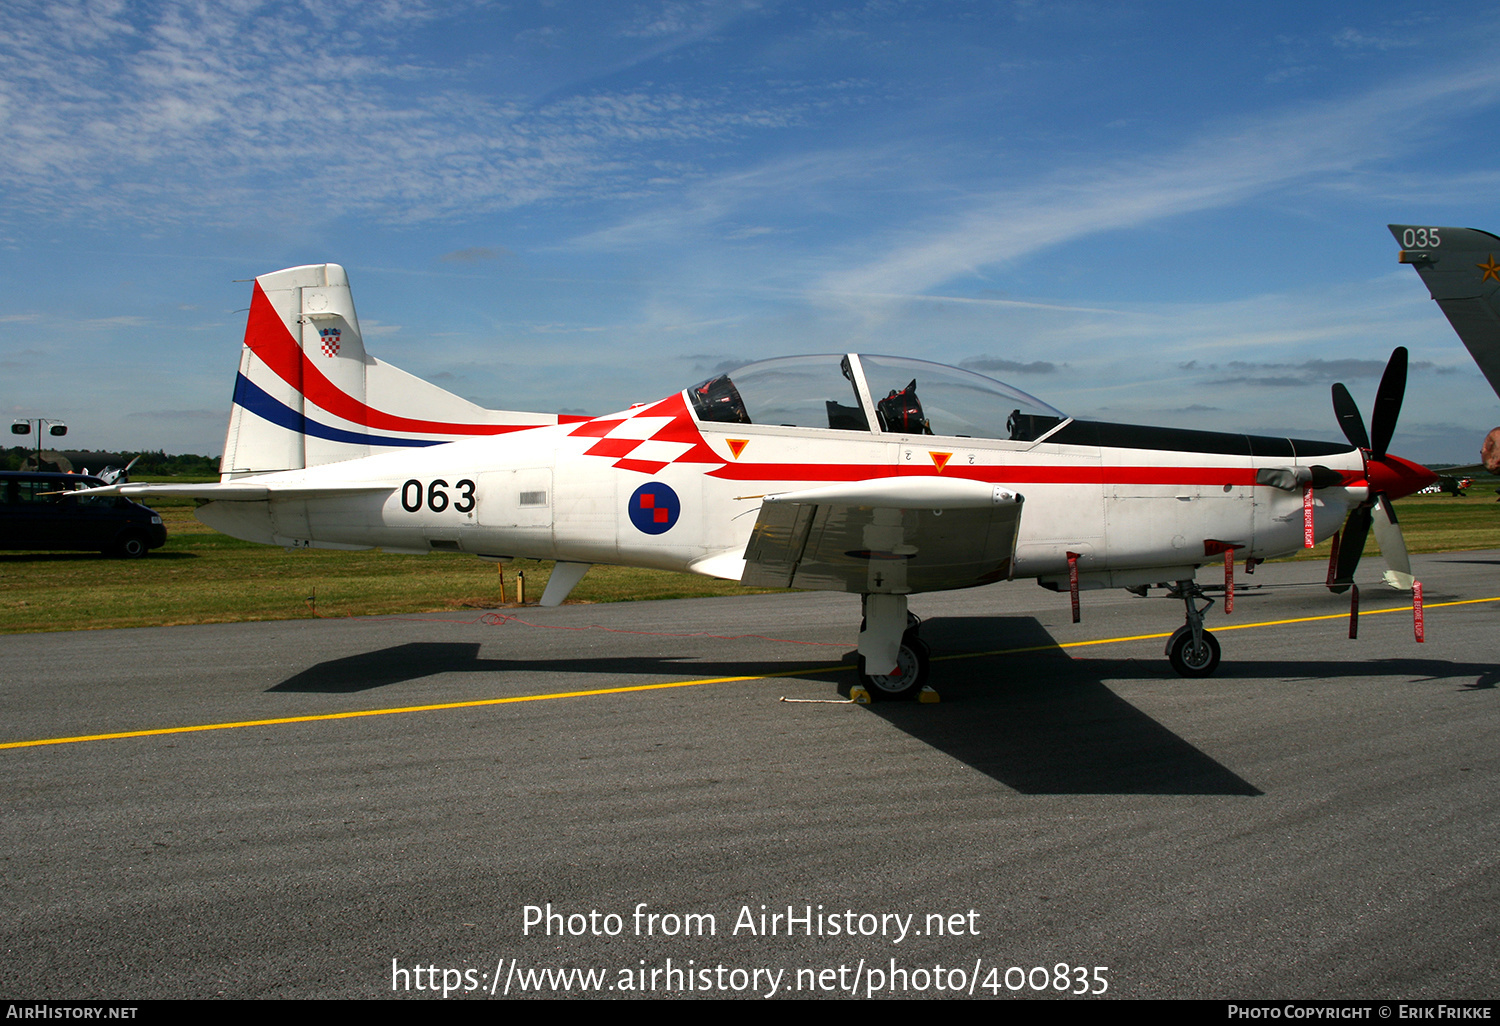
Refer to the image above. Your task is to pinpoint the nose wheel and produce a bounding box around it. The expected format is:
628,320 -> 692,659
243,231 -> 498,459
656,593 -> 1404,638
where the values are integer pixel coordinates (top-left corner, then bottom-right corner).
1166,625 -> 1220,677
1165,579 -> 1220,678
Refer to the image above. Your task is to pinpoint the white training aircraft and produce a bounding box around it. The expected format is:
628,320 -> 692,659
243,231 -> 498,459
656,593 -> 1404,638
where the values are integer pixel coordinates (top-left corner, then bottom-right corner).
88,263 -> 1437,697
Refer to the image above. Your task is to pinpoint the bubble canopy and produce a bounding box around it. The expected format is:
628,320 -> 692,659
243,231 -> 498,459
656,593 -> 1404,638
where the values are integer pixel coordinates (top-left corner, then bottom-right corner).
686,354 -> 1065,441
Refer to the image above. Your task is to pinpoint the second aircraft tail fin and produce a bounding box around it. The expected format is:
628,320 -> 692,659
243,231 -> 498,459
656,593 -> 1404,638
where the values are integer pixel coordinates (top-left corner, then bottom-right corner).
1390,224 -> 1500,400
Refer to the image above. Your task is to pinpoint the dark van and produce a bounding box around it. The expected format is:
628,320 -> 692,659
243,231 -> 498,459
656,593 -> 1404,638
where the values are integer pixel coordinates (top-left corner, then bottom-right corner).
0,472 -> 167,557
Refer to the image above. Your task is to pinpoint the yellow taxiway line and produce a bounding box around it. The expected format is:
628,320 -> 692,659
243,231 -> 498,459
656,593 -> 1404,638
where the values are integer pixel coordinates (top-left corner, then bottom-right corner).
938,595 -> 1500,660
5,595 -> 1497,751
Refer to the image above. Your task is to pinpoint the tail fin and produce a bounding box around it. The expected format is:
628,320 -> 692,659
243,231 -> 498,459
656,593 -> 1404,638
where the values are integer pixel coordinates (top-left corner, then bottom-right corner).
221,264 -> 571,478
1390,224 -> 1500,399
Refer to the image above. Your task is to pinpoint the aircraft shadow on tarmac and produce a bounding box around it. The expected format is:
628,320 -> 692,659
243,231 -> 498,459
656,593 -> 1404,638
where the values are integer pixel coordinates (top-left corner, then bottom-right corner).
850,616 -> 1264,797
266,642 -> 823,695
269,642 -> 489,693
264,619 -> 1262,796
265,616 -> 1498,796
873,615 -> 1500,794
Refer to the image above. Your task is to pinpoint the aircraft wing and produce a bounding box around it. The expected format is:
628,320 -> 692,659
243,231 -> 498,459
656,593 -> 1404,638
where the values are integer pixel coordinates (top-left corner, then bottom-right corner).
740,477 -> 1024,593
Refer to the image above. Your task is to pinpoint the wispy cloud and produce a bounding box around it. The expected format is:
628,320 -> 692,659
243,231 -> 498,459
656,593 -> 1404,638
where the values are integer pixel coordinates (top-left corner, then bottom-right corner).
816,61 -> 1500,300
0,1 -> 800,229
566,147 -> 873,251
78,316 -> 151,330
959,356 -> 1059,374
440,247 -> 506,263
126,408 -> 221,421
1197,357 -> 1432,387
1331,27 -> 1411,51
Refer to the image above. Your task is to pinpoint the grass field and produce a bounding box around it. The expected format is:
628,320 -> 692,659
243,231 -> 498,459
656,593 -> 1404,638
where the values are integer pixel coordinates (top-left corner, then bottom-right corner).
1,484 -> 1495,634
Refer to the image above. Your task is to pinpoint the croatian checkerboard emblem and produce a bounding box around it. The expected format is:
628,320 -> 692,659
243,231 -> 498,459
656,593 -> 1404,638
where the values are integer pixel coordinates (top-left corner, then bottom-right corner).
628,482 -> 680,534
319,327 -> 341,357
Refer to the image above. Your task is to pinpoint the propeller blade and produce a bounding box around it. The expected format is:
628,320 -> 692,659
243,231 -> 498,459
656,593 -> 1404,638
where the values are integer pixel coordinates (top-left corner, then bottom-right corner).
1368,346 -> 1408,457
1325,348 -> 1416,597
1371,497 -> 1413,590
1331,382 -> 1370,451
1329,502 -> 1372,593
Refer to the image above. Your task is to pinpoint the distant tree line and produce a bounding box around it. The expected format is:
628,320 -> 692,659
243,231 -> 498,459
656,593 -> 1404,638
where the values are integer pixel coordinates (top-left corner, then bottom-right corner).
1,447 -> 220,476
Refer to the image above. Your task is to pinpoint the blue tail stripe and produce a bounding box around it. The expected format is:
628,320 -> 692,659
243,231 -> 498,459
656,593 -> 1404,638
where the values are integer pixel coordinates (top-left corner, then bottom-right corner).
233,374 -> 441,449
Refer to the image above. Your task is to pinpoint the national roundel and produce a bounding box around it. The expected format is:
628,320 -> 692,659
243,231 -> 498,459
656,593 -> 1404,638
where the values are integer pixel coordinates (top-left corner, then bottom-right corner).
627,482 -> 681,535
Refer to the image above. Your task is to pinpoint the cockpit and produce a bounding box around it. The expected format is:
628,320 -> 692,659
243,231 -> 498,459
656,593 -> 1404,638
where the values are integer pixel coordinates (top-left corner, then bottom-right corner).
686,354 -> 1066,442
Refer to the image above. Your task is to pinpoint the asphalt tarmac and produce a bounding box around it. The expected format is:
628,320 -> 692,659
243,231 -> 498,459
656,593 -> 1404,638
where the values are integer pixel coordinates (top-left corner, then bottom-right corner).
2,551 -> 1497,1000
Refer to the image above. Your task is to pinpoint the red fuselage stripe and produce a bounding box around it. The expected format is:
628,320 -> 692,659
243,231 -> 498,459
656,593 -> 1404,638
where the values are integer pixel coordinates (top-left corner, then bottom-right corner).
704,462 -> 1364,488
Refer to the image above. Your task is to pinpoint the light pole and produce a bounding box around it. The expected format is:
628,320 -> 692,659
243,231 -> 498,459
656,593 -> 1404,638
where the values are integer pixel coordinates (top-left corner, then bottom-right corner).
10,418 -> 67,470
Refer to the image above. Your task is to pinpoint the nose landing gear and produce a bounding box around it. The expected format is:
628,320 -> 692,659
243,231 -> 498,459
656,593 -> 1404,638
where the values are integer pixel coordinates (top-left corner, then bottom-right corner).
1164,579 -> 1220,678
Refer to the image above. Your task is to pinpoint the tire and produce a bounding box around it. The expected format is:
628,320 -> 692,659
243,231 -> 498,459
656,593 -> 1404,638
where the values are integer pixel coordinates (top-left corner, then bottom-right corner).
1167,627 -> 1220,678
857,635 -> 930,700
113,532 -> 149,559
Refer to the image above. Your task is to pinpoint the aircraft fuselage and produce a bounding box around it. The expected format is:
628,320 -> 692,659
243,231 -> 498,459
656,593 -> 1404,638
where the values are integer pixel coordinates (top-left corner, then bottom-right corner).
199,393 -> 1368,593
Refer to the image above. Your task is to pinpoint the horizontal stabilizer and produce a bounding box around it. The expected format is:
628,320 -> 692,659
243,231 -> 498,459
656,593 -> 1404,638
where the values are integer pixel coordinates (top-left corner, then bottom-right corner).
73,481 -> 394,502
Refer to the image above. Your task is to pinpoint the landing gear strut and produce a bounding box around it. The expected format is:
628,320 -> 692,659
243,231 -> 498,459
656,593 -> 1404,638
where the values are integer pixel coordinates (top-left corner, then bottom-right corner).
856,594 -> 930,700
1165,579 -> 1220,678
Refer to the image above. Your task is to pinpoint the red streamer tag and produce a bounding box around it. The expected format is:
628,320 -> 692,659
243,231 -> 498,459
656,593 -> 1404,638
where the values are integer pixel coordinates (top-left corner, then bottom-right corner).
1348,584 -> 1359,640
1303,484 -> 1315,548
1413,581 -> 1424,643
1067,552 -> 1081,624
1204,541 -> 1239,613
1326,530 -> 1341,588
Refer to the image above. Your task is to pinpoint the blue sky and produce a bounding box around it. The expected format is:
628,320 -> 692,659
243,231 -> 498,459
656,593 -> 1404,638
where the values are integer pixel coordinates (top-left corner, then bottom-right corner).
3,0 -> 1499,463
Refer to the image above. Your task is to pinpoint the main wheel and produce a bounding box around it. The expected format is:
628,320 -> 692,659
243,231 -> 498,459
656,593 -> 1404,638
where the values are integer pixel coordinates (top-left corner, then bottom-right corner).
857,635 -> 930,701
1167,627 -> 1220,678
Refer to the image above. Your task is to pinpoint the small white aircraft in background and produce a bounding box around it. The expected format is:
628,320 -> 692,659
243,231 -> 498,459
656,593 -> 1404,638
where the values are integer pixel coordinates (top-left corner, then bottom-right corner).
86,262 -> 1436,697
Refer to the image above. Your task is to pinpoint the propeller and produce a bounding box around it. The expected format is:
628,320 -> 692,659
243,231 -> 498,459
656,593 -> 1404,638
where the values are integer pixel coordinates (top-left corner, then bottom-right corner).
97,456 -> 141,486
1327,347 -> 1432,592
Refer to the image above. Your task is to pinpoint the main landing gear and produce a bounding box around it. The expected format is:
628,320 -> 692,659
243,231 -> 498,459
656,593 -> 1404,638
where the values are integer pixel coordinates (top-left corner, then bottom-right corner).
855,576 -> 1226,698
856,594 -> 931,701
1164,579 -> 1220,678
